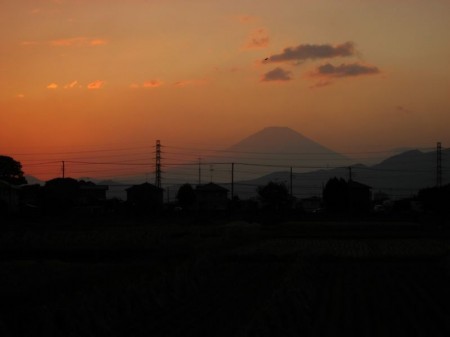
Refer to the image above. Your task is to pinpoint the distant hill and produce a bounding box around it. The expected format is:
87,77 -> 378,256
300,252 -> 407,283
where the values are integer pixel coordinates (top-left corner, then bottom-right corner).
232,148 -> 450,200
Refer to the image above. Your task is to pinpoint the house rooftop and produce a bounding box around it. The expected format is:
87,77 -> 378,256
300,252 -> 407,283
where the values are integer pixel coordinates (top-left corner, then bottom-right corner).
196,182 -> 229,192
126,182 -> 163,192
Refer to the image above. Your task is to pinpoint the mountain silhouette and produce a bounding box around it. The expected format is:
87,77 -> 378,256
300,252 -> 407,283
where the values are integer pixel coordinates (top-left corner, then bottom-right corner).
218,127 -> 350,181
228,127 -> 345,156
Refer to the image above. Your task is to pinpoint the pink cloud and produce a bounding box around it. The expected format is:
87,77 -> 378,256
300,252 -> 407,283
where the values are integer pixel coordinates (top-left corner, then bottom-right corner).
129,80 -> 163,89
87,80 -> 105,90
90,39 -> 108,46
143,80 -> 163,88
22,37 -> 108,48
244,28 -> 269,50
46,83 -> 58,89
50,37 -> 108,47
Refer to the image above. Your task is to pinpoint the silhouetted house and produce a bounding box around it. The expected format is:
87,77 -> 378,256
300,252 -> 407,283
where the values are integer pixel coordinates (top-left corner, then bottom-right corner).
78,181 -> 108,205
126,183 -> 163,211
195,183 -> 229,211
43,178 -> 109,214
323,177 -> 372,214
348,180 -> 372,213
0,180 -> 20,213
19,184 -> 43,214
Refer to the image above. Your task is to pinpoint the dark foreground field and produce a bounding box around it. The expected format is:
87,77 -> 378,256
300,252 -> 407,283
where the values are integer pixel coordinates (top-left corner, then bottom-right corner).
1,221 -> 450,336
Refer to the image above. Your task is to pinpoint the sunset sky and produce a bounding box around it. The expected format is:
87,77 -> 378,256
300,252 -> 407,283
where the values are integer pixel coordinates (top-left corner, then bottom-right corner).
1,0 -> 450,180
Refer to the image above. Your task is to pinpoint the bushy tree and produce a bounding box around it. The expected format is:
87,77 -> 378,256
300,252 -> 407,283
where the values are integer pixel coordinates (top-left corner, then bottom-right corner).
0,155 -> 27,185
418,184 -> 450,214
257,181 -> 291,211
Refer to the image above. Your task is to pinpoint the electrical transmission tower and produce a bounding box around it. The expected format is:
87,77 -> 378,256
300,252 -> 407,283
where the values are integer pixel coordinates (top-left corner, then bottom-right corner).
437,142 -> 442,188
155,140 -> 162,188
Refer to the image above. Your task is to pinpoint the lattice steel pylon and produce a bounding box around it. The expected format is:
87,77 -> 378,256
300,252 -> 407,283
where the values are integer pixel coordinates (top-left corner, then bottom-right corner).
155,140 -> 162,189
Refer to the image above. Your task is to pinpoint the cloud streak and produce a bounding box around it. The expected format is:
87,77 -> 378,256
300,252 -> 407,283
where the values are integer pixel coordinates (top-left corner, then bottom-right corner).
50,37 -> 107,47
313,63 -> 380,78
143,80 -> 163,88
87,80 -> 105,89
268,42 -> 355,63
173,79 -> 208,87
261,67 -> 292,82
22,37 -> 107,47
64,80 -> 79,89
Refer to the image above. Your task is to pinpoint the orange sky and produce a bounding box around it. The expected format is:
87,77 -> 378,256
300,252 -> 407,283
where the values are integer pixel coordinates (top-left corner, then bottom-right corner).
1,0 -> 450,180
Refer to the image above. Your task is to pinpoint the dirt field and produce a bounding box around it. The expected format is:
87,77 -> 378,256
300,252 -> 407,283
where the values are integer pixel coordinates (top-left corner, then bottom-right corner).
1,222 -> 450,336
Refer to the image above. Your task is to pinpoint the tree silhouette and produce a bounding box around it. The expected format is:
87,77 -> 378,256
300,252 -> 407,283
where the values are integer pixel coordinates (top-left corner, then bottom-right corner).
0,155 -> 27,185
176,183 -> 196,209
418,184 -> 450,215
257,181 -> 291,211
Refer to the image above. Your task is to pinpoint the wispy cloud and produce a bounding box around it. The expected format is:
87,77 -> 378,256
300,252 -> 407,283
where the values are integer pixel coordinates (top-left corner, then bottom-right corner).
173,79 -> 208,87
89,39 -> 108,46
64,80 -> 79,89
130,80 -> 164,89
244,28 -> 269,50
309,80 -> 333,89
20,41 -> 39,46
313,63 -> 380,78
87,80 -> 105,89
46,83 -> 58,89
50,37 -> 108,47
261,67 -> 292,82
143,80 -> 163,88
22,37 -> 107,47
267,42 -> 355,63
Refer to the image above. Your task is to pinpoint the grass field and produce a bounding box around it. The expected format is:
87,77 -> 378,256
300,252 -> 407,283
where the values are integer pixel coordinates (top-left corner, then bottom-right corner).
1,221 -> 450,336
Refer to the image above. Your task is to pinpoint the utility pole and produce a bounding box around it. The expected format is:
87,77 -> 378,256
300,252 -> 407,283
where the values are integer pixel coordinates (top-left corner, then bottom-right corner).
155,140 -> 162,189
348,166 -> 353,181
290,167 -> 293,198
62,161 -> 65,179
231,162 -> 234,201
437,142 -> 442,188
230,162 -> 235,216
198,158 -> 202,185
